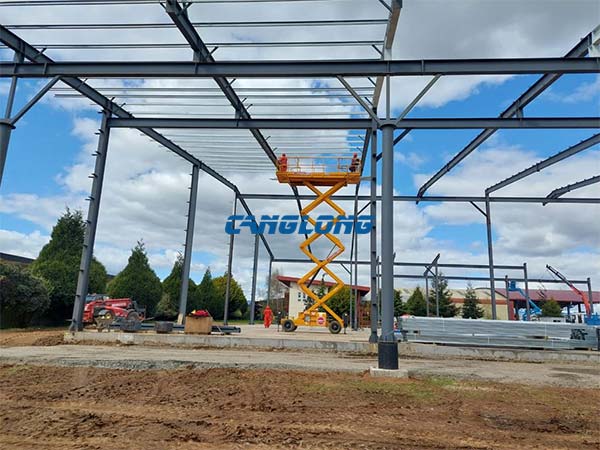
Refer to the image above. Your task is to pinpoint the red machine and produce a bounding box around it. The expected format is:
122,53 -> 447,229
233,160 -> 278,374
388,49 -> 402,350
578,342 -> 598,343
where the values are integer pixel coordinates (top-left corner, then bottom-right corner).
83,294 -> 146,325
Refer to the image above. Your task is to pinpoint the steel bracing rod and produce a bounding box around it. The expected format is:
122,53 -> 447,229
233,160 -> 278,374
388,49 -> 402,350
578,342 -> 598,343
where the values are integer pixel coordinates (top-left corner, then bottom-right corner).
273,258 -> 524,270
55,86 -> 375,92
392,274 -> 590,284
392,128 -> 411,146
177,164 -> 199,325
107,117 -> 600,130
240,193 -> 600,203
417,26 -> 599,198
9,76 -> 60,125
4,19 -> 389,30
2,58 -> 597,78
486,134 -> 600,195
543,175 -> 600,204
0,24 -> 276,261
395,74 -> 440,124
337,76 -> 380,123
70,110 -> 111,332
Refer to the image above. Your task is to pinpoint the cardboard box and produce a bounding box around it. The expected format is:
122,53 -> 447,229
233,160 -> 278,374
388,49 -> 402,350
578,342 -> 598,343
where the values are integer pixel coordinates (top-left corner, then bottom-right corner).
184,316 -> 213,334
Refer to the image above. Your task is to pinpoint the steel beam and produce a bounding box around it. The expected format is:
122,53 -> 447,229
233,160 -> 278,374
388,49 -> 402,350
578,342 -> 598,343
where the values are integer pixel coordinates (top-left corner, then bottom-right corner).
378,123 -> 398,369
417,26 -> 599,197
486,134 -> 600,195
544,175 -> 600,204
240,193 -> 600,203
2,58 -> 597,78
177,164 -> 199,325
249,233 -> 259,325
70,110 -> 111,331
107,117 -> 600,130
273,258 -> 522,270
393,274 -> 589,284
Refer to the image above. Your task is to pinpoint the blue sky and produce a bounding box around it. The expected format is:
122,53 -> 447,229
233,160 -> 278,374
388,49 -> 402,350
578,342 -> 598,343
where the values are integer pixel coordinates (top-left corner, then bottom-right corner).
0,1 -> 599,297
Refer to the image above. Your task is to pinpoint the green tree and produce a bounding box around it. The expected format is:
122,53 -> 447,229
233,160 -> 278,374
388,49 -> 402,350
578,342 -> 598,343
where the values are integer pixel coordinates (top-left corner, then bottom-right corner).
212,273 -> 247,320
31,209 -> 107,323
541,298 -> 563,317
405,287 -> 427,316
156,253 -> 196,318
461,283 -> 484,319
107,240 -> 162,315
0,262 -> 50,328
394,289 -> 406,316
326,285 -> 351,318
191,268 -> 217,313
429,274 -> 457,317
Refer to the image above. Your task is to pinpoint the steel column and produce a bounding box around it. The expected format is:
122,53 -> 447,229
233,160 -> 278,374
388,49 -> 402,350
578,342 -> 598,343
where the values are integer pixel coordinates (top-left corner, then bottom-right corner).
266,257 -> 273,308
249,233 -> 259,325
434,263 -> 440,317
0,52 -> 21,188
485,197 -> 497,319
523,263 -> 531,320
504,276 -> 511,319
223,194 -> 237,325
369,128 -> 378,343
177,164 -> 199,324
70,110 -> 111,331
425,275 -> 430,316
378,123 -> 398,369
588,278 -> 594,315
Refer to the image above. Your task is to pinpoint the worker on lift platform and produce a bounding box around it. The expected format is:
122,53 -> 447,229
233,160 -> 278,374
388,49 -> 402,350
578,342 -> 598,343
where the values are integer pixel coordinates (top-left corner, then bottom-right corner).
278,153 -> 288,172
350,153 -> 360,172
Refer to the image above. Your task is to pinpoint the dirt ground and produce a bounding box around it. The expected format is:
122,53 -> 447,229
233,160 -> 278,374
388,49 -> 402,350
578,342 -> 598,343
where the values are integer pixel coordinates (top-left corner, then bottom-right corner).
0,328 -> 65,347
0,364 -> 598,450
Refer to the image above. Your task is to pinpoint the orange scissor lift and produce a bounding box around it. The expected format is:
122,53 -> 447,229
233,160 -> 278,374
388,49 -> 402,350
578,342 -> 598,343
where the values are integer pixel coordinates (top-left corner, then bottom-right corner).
276,155 -> 361,334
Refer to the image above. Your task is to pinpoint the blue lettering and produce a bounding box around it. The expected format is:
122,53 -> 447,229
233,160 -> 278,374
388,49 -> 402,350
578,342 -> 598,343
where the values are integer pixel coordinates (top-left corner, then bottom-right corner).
225,215 -> 244,234
279,215 -> 299,234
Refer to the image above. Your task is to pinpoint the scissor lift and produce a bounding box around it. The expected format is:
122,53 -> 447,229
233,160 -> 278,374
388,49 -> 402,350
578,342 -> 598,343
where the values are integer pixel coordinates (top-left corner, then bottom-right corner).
276,156 -> 361,334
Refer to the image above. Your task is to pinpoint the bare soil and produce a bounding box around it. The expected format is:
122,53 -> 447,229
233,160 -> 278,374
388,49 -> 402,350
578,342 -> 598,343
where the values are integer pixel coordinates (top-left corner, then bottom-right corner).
0,364 -> 598,450
0,329 -> 65,347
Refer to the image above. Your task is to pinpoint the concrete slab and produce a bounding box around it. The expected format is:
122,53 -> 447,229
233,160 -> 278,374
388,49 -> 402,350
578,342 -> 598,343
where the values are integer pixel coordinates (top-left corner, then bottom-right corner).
369,367 -> 409,378
64,326 -> 600,364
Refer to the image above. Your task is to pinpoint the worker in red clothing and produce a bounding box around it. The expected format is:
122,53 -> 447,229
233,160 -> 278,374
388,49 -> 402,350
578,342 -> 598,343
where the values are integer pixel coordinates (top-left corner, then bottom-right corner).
278,153 -> 288,172
349,153 -> 360,172
263,305 -> 274,328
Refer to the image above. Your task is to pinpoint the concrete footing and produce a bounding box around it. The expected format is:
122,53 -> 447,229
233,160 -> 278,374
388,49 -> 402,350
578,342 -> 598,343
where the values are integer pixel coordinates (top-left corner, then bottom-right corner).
370,367 -> 408,378
64,331 -> 600,364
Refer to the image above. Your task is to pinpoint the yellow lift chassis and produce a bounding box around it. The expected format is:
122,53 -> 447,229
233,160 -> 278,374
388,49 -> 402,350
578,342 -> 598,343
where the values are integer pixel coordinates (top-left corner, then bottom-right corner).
276,155 -> 361,334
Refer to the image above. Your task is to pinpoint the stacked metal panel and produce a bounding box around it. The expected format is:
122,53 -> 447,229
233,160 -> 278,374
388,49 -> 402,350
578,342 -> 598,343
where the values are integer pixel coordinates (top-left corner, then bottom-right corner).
397,317 -> 599,350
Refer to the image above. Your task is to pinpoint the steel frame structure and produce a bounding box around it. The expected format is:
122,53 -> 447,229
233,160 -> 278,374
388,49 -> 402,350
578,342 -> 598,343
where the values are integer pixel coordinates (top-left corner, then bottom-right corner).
0,1 -> 598,370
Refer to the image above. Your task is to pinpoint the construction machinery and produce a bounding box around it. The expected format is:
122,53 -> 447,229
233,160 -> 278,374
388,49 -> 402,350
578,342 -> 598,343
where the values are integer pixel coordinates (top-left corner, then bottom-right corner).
83,294 -> 146,330
546,265 -> 600,325
276,155 -> 361,334
507,280 -> 542,321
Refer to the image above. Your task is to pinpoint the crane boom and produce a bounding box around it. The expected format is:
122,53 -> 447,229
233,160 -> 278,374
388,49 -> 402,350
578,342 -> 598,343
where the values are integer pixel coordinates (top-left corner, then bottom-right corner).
546,265 -> 591,316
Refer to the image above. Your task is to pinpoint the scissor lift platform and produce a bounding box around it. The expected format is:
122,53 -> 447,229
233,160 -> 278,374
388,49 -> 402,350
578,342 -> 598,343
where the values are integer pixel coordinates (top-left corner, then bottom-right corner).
276,155 -> 361,333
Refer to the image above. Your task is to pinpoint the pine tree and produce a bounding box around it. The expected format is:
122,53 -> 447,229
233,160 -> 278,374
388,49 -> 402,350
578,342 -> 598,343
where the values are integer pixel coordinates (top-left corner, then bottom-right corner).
428,273 -> 457,317
405,287 -> 427,316
156,253 -> 196,318
212,273 -> 247,320
394,289 -> 406,316
541,298 -> 563,317
461,283 -> 484,319
31,209 -> 107,323
192,268 -> 217,314
107,240 -> 162,315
